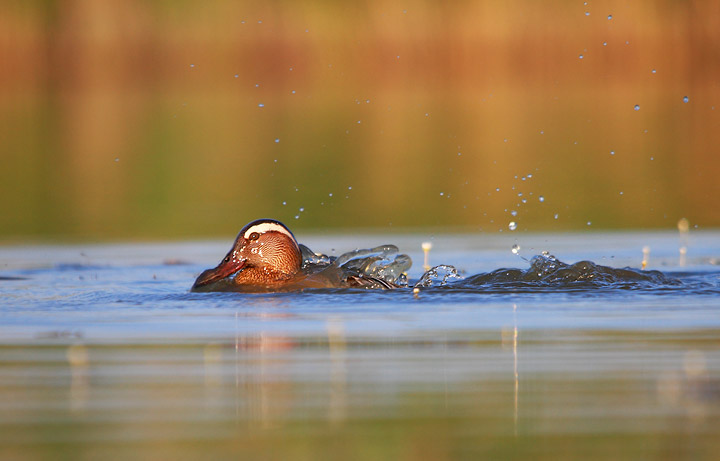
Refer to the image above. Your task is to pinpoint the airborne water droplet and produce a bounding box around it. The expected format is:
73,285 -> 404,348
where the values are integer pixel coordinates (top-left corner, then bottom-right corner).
539,196 -> 545,202
511,244 -> 520,255
634,105 -> 640,111
683,96 -> 689,103
258,103 -> 265,108
508,221 -> 517,231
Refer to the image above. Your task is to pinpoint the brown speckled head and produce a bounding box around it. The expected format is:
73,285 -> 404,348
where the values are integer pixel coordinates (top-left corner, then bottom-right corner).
192,219 -> 302,289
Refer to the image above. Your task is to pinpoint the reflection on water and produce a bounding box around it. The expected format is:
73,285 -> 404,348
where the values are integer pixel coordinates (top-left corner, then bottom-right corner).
2,331 -> 719,459
1,232 -> 720,459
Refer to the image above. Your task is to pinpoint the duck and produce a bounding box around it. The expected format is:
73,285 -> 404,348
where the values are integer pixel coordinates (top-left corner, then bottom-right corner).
191,219 -> 410,292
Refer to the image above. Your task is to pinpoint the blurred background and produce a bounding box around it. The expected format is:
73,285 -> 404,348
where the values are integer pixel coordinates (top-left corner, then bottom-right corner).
1,0 -> 718,241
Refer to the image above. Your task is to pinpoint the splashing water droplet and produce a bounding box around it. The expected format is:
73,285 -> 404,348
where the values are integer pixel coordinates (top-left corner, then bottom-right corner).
282,201 -> 287,205
610,150 -> 615,155
234,74 -> 239,78
274,138 -> 280,143
508,221 -> 517,231
579,54 -> 584,59
554,214 -> 559,219
587,221 -> 592,226
258,103 -> 265,108
539,196 -> 545,202
602,41 -> 607,46
511,244 -> 520,255
607,14 -> 613,20
651,69 -> 657,74
683,96 -> 689,103
299,207 -> 304,212
294,215 -> 299,219
634,105 -> 640,111
511,210 -> 518,217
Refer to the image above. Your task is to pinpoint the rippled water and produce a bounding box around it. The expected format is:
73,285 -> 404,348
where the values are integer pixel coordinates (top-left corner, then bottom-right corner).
1,231 -> 719,460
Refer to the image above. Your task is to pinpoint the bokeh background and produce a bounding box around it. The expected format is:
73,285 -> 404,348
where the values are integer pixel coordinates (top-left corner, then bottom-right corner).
1,0 -> 719,241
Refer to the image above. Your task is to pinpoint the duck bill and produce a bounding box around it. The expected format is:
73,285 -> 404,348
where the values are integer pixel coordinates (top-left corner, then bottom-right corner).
192,257 -> 246,289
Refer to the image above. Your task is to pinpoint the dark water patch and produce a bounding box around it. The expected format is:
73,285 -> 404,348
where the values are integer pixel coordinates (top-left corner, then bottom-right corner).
408,254 -> 720,296
462,253 -> 676,285
55,263 -> 111,271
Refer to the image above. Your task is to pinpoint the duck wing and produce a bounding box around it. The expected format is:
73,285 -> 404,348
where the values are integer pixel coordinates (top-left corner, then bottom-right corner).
345,274 -> 399,289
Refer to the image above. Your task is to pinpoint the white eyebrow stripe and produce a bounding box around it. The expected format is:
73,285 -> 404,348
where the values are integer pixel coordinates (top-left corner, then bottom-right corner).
243,222 -> 296,241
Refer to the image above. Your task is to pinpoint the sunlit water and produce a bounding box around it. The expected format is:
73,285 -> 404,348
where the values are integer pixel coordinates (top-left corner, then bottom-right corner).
1,231 -> 719,460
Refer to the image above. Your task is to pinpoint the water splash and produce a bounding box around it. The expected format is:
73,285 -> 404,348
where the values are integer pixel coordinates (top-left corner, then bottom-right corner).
413,265 -> 462,288
463,252 -> 674,288
301,244 -> 412,288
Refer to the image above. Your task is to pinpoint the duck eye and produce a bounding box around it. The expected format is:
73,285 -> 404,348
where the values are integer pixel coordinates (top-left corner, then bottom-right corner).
249,232 -> 260,241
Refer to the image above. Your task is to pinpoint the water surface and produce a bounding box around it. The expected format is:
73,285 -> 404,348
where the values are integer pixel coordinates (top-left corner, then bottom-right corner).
1,231 -> 719,460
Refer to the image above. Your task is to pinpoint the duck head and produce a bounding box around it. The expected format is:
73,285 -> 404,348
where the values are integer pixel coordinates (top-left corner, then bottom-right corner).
192,219 -> 302,290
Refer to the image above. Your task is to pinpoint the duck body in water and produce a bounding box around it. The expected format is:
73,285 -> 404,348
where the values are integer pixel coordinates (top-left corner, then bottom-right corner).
191,219 -> 411,292
192,219 -> 676,293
